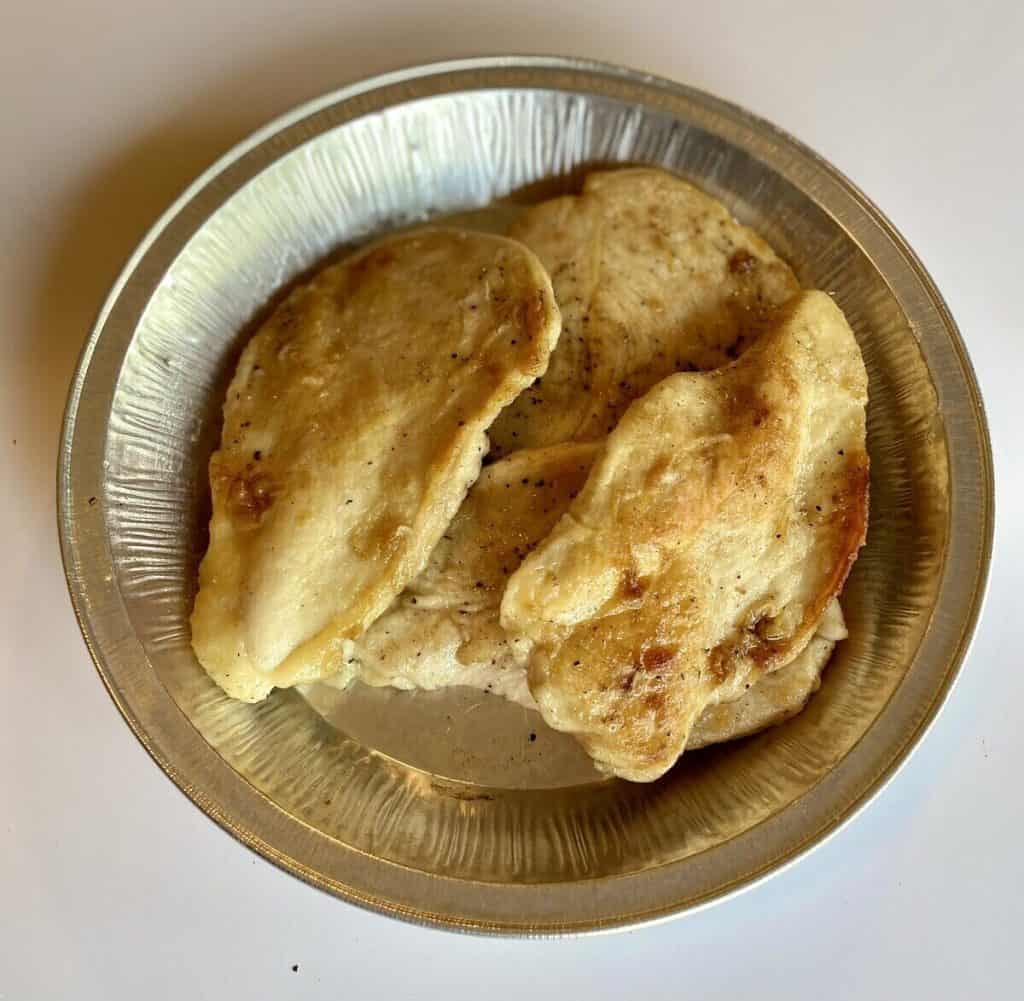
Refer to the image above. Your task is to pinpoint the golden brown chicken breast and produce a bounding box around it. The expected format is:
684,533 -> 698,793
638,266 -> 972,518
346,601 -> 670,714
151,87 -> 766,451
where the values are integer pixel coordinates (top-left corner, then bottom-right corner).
501,291 -> 868,781
191,228 -> 561,701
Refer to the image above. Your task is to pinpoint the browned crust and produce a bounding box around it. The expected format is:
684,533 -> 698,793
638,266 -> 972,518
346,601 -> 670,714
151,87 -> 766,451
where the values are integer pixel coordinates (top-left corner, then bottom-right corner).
712,455 -> 869,694
794,456 -> 870,657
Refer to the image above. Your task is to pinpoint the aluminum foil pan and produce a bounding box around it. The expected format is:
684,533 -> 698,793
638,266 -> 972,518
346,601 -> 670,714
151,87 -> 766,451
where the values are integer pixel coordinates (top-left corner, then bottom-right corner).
58,57 -> 993,933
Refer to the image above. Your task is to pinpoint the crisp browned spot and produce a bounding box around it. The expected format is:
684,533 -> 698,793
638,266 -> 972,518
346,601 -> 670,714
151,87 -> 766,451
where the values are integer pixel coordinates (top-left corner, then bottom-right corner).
641,645 -> 676,670
351,514 -> 404,562
753,455 -> 869,683
751,405 -> 771,428
814,454 -> 870,613
700,451 -> 870,699
513,291 -> 552,368
706,643 -> 733,684
728,249 -> 758,274
838,458 -> 871,522
644,455 -> 672,489
706,631 -> 778,683
226,470 -> 276,526
748,636 -> 783,669
516,298 -> 531,335
753,613 -> 781,643
725,381 -> 766,426
621,569 -> 647,599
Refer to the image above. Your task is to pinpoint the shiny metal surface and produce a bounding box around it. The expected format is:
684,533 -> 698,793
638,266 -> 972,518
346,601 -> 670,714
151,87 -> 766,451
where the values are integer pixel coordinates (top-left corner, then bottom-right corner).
58,57 -> 993,933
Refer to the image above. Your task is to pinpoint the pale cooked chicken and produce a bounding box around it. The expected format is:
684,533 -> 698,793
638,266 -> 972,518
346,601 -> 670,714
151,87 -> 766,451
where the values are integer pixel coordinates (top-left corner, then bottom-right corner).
344,443 -> 848,754
191,228 -> 561,702
344,442 -> 600,704
688,599 -> 848,750
501,291 -> 869,781
488,168 -> 800,456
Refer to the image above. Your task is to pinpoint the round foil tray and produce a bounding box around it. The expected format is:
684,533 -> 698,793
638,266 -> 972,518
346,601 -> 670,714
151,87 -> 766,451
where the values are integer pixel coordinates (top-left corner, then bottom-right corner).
58,57 -> 993,934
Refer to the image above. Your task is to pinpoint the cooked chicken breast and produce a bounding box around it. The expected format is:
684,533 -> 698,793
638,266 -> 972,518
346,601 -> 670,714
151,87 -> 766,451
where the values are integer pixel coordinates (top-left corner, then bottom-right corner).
488,168 -> 800,456
501,291 -> 869,781
688,599 -> 847,750
191,228 -> 561,702
344,444 -> 847,754
345,442 -> 600,704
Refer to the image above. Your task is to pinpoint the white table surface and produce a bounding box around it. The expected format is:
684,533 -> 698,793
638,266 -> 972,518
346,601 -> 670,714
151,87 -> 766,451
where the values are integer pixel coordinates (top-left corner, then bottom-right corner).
3,2 -> 1021,997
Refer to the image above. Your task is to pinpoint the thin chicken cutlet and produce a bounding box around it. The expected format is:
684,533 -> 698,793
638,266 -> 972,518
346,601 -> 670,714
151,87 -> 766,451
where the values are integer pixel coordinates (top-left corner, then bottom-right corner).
489,168 -> 800,456
501,291 -> 869,781
192,228 -> 561,701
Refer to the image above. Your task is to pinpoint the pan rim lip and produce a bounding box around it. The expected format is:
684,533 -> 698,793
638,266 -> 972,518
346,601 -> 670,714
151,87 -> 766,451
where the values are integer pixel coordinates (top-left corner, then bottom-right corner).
57,54 -> 994,937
